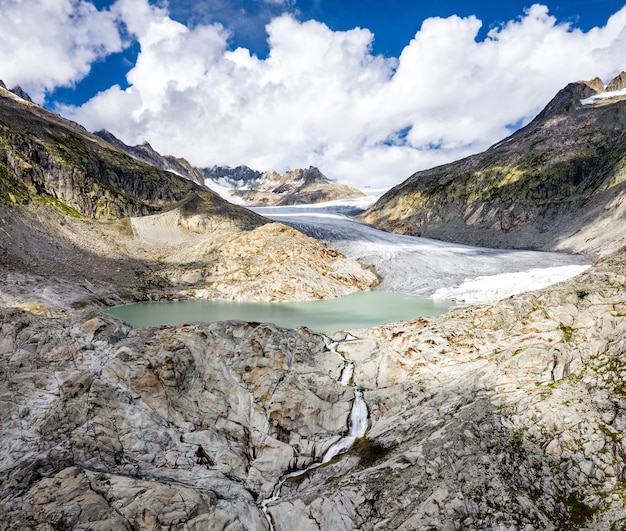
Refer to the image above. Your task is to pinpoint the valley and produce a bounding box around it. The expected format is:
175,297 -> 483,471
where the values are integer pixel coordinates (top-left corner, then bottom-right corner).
0,76 -> 625,530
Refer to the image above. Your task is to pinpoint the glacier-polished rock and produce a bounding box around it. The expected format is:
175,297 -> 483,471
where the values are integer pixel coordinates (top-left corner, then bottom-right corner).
1,254 -> 626,529
0,311 -> 351,529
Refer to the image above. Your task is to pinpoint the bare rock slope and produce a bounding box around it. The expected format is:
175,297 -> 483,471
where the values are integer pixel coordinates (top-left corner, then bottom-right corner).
1,251 -> 625,530
0,87 -> 377,312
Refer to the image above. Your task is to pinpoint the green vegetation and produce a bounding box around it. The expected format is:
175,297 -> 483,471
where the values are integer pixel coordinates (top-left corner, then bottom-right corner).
0,162 -> 32,205
558,324 -> 575,343
33,193 -> 83,218
0,111 -> 198,220
555,492 -> 598,530
416,149 -> 611,206
366,104 -> 626,239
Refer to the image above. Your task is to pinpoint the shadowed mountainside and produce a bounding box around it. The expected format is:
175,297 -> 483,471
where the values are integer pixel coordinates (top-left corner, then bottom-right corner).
94,130 -> 364,206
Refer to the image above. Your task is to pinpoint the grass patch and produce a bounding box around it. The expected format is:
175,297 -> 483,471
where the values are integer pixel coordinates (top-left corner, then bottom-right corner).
559,324 -> 575,343
555,493 -> 597,530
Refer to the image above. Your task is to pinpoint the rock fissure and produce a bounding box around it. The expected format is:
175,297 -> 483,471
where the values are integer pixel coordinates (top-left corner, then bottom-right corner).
259,335 -> 370,529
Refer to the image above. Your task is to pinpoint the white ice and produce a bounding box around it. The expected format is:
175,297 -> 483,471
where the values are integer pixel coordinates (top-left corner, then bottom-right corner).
432,264 -> 589,302
581,87 -> 626,105
252,199 -> 590,304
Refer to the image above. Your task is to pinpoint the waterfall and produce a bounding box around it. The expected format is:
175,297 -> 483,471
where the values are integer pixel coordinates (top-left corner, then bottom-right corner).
340,361 -> 354,386
322,388 -> 368,463
259,335 -> 369,529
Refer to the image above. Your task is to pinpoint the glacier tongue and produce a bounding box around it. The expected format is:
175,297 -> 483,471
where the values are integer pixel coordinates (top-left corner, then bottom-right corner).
252,202 -> 589,303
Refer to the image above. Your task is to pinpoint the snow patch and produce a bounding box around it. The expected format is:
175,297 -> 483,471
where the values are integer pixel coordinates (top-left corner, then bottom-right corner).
431,264 -> 591,303
581,87 -> 626,105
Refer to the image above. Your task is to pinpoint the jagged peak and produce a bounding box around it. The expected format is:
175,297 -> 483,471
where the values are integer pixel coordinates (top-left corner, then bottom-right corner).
9,85 -> 33,103
0,80 -> 34,103
529,73 -> 626,122
283,166 -> 330,184
580,71 -> 626,106
529,80 -> 599,123
606,71 -> 626,92
583,76 -> 606,94
0,81 -> 29,102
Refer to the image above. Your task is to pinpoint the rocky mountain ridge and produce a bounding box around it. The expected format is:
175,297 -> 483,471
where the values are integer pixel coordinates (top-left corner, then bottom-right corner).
0,80 -> 34,103
226,166 -> 365,206
360,73 -> 626,258
94,130 -> 364,206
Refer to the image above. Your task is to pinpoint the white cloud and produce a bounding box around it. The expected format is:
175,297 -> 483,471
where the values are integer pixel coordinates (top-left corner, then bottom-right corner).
264,0 -> 294,5
0,0 -> 123,102
48,3 -> 626,187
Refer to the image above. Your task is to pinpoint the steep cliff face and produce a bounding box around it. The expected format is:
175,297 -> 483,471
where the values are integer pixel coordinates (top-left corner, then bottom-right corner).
360,75 -> 626,257
0,88 -> 214,219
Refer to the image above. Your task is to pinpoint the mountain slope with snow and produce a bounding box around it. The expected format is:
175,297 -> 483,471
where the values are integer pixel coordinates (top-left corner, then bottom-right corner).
93,131 -> 364,206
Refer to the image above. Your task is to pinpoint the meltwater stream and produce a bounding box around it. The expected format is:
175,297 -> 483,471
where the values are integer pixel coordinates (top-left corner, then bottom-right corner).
259,337 -> 368,529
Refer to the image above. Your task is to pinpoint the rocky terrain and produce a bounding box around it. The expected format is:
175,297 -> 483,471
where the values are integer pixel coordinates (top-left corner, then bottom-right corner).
94,131 -> 364,207
1,77 -> 626,530
223,166 -> 365,206
0,85 -> 377,313
1,247 -> 624,530
361,73 -> 626,257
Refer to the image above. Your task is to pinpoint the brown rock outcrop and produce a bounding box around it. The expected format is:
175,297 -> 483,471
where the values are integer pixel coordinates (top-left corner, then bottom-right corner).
585,76 -> 606,94
606,71 -> 626,92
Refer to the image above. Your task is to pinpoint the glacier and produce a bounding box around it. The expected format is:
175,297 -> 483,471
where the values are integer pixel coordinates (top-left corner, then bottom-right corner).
252,195 -> 589,303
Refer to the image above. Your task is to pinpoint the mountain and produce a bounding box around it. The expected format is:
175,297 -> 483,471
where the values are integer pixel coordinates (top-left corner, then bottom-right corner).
223,166 -> 366,206
94,130 -> 365,205
0,80 -> 33,102
0,86 -> 216,219
2,78 -> 626,530
92,129 -> 208,187
360,73 -> 626,257
0,84 -> 378,311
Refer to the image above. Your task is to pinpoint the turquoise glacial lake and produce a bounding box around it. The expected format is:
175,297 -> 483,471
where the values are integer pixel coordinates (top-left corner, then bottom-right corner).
106,291 -> 457,333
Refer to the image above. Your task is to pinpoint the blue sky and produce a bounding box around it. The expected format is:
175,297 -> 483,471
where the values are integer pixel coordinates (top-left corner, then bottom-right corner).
2,0 -> 626,187
47,0 -> 626,107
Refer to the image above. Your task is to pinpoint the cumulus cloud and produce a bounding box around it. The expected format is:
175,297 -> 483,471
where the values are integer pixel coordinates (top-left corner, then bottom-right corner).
30,2 -> 626,186
0,0 -> 124,102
